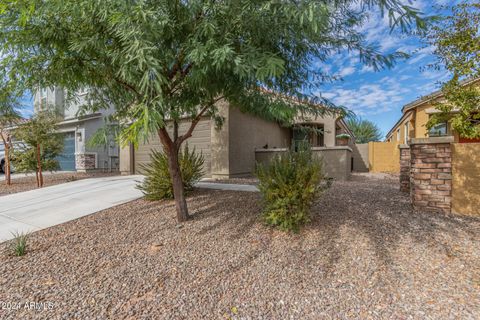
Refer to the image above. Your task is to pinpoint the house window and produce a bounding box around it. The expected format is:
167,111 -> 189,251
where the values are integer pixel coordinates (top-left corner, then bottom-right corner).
404,122 -> 409,144
428,122 -> 448,137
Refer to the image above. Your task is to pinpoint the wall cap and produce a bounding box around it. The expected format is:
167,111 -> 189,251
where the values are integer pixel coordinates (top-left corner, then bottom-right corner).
398,144 -> 410,149
254,146 -> 353,152
254,148 -> 288,152
410,136 -> 454,145
312,146 -> 353,152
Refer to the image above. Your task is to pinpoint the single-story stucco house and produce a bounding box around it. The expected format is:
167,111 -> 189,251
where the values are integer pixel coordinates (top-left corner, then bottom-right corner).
120,101 -> 356,180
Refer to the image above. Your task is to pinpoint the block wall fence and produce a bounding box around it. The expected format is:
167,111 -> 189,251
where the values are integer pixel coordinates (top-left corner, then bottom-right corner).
399,137 -> 479,216
368,141 -> 400,173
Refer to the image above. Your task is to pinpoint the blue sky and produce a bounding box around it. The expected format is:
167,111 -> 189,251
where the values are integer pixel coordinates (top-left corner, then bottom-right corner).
19,0 -> 453,138
315,0 -> 454,138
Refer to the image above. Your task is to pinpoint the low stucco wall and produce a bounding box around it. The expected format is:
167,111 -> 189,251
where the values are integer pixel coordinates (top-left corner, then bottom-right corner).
352,143 -> 369,172
255,147 -> 352,181
254,149 -> 288,168
312,147 -> 352,181
452,143 -> 480,216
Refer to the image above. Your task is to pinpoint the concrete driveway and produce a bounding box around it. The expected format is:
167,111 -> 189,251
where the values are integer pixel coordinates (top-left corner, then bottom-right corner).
0,175 -> 144,242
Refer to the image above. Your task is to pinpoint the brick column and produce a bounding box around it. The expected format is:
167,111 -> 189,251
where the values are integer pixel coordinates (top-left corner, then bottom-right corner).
409,137 -> 453,213
399,144 -> 410,192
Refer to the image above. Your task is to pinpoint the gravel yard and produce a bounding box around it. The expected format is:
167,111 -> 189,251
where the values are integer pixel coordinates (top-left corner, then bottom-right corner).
0,174 -> 479,319
203,176 -> 259,185
0,172 -> 120,196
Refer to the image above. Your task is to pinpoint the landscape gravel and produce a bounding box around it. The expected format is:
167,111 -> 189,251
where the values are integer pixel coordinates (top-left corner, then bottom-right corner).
0,172 -> 119,196
0,173 -> 478,319
203,176 -> 259,185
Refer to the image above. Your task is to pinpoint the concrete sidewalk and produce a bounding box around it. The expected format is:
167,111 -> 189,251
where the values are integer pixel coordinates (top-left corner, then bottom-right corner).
0,175 -> 144,242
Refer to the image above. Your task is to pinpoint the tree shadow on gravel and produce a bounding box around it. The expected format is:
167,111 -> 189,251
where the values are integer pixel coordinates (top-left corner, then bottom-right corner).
308,177 -> 480,274
188,189 -> 262,240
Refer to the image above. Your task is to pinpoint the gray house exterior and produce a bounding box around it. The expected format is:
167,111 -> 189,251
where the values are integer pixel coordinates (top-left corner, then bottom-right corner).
33,87 -> 119,172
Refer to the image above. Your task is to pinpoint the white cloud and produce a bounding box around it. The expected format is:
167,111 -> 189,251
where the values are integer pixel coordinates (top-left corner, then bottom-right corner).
316,80 -> 410,115
359,64 -> 375,74
407,45 -> 435,65
339,66 -> 356,77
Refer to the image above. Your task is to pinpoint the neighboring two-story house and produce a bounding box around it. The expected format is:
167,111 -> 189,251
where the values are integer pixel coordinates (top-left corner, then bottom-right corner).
385,78 -> 480,144
33,87 -> 119,172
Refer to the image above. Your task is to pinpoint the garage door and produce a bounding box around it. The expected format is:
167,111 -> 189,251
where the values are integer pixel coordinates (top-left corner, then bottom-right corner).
134,119 -> 212,176
57,132 -> 76,171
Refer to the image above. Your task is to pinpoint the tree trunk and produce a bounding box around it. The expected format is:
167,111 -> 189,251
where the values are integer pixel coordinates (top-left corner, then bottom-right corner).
36,143 -> 44,188
5,145 -> 11,185
158,129 -> 190,222
168,146 -> 190,222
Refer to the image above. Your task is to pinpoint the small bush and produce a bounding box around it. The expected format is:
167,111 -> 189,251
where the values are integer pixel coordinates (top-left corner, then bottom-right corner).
66,175 -> 77,182
9,231 -> 29,256
137,144 -> 204,200
256,146 -> 326,232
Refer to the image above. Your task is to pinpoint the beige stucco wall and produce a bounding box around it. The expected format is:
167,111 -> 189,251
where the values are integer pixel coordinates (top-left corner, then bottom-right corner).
227,106 -> 291,177
368,141 -> 400,173
352,143 -> 369,172
120,102 -> 356,179
313,147 -> 352,180
119,144 -> 134,175
133,118 -> 212,176
210,101 -> 231,178
255,147 -> 352,181
452,143 -> 480,216
254,149 -> 288,166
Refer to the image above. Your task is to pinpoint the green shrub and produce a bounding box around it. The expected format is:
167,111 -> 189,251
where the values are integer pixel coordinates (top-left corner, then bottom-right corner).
137,144 -> 204,200
9,231 -> 29,256
256,146 -> 326,232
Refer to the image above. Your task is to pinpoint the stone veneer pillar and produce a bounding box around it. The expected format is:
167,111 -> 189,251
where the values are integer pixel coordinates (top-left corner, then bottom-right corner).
409,137 -> 454,214
399,144 -> 410,193
75,153 -> 97,171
